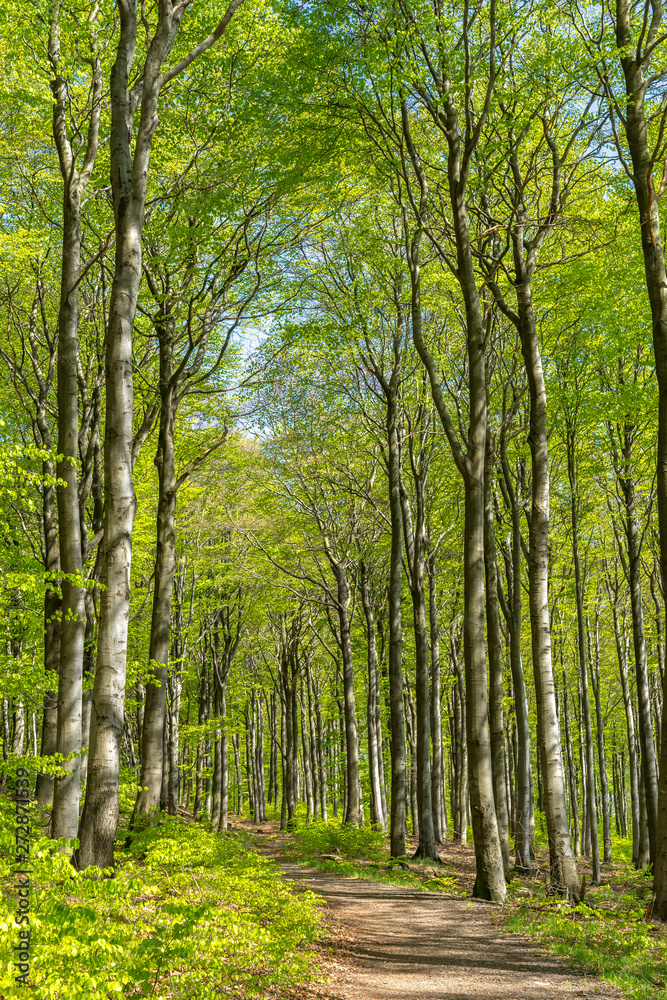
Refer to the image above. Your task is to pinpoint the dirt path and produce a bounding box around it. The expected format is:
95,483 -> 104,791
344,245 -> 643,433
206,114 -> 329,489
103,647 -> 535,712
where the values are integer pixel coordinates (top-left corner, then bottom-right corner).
249,830 -> 619,1000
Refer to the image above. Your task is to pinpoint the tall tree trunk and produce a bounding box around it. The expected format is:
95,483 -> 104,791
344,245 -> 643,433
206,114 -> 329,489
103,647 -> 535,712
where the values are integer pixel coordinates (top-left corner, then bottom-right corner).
499,441 -> 531,873
299,675 -> 314,822
133,336 -> 179,821
360,562 -> 385,830
615,0 -> 667,915
562,672 -> 580,856
386,382 -> 406,856
624,476 -> 658,865
36,454 -> 61,812
400,437 -> 438,860
306,664 -> 320,820
331,563 -> 361,826
48,12 -> 101,843
167,669 -> 181,817
589,612 -> 612,864
567,428 -> 600,884
280,636 -> 297,829
403,88 -> 505,900
314,680 -> 328,821
404,683 -> 419,838
427,552 -> 446,842
451,636 -> 468,844
77,0 -> 244,873
504,240 -> 578,899
611,598 -> 641,866
484,423 -> 510,874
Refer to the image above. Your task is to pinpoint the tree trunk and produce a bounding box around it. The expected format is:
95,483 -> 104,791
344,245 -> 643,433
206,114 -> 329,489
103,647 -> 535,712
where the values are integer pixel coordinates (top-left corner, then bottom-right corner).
360,562 -> 385,830
499,442 -> 531,873
36,463 -> 60,812
567,429 -> 600,884
306,665 -> 320,820
133,339 -> 179,820
562,673 -> 580,856
49,12 -> 101,842
407,209 -> 504,897
589,613 -> 612,863
386,383 -> 406,856
77,0 -> 243,872
427,552 -> 447,842
612,599 -> 641,865
509,254 -> 578,898
404,683 -> 419,838
624,476 -> 658,866
299,675 -> 314,822
615,0 -> 667,915
314,680 -> 328,821
332,564 -> 361,826
484,423 -> 509,874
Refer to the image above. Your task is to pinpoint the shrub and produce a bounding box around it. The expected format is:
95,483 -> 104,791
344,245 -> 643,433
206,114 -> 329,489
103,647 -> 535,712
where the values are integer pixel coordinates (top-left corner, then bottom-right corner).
0,799 -> 322,999
287,819 -> 386,862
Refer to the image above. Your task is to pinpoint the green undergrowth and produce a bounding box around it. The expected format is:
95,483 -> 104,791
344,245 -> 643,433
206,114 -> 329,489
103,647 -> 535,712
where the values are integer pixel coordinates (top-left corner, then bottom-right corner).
504,869 -> 667,1000
0,797 -> 323,1000
279,818 -> 464,894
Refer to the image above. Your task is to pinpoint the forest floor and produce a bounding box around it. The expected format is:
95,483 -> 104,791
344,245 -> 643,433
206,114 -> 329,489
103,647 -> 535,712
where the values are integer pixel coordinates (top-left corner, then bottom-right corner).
239,819 -> 622,1000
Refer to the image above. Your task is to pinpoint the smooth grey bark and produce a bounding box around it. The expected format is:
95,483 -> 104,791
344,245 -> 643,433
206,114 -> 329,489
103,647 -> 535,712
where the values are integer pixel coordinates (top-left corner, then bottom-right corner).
404,682 -> 419,837
212,604 -> 240,832
133,317 -> 179,820
399,410 -> 438,860
484,421 -> 510,874
562,671 -> 580,856
360,562 -> 386,830
77,0 -> 245,870
305,663 -> 320,820
611,595 -> 642,867
363,341 -> 406,856
589,612 -> 612,864
48,9 -> 101,843
387,369 -> 407,855
488,160 -> 578,899
313,676 -> 328,821
604,394 -> 658,869
254,691 -> 265,823
565,427 -> 600,884
12,693 -> 25,757
498,440 -> 531,873
299,675 -> 314,822
278,619 -> 299,829
450,631 -> 468,844
329,561 -> 361,827
611,0 -> 667,915
401,80 -> 506,897
79,376 -> 104,785
427,552 -> 447,842
166,576 -> 187,818
193,669 -> 209,820
34,311 -> 61,812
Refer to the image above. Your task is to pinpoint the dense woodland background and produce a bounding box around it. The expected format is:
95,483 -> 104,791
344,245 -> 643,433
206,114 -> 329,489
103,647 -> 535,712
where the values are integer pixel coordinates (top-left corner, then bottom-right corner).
3,3 -> 667,980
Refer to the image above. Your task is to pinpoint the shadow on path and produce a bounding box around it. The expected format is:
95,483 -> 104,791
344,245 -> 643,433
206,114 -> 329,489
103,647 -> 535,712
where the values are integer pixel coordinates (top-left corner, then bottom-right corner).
258,848 -> 620,1000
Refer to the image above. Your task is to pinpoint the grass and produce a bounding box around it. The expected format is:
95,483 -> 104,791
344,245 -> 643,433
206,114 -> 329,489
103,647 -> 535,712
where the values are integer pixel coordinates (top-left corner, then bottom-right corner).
271,812 -> 466,895
505,895 -> 667,1000
502,832 -> 667,1000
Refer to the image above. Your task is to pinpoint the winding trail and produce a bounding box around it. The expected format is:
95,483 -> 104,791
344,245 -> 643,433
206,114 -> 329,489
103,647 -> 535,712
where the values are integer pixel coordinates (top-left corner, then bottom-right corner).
251,832 -> 620,1000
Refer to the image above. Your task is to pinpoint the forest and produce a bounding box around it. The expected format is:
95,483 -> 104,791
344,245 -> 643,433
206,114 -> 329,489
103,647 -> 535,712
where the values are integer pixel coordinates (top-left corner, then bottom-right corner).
2,0 -> 667,998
